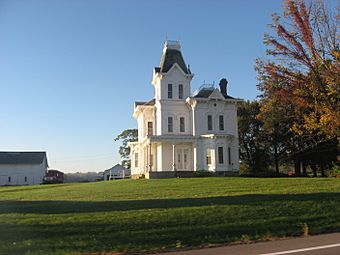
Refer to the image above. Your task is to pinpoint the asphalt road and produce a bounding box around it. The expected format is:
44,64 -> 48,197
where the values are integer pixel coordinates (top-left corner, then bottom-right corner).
158,232 -> 340,255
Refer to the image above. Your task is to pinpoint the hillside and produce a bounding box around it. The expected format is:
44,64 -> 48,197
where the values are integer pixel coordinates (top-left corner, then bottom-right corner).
0,178 -> 339,254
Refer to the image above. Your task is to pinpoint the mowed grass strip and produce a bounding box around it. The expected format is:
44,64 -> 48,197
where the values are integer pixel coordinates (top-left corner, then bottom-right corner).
0,178 -> 339,255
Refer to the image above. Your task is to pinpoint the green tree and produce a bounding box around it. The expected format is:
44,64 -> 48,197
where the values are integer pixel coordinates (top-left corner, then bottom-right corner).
256,60 -> 296,173
238,101 -> 270,173
114,129 -> 138,169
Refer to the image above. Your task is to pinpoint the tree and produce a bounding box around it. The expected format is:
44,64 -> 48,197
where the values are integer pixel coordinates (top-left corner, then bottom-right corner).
258,98 -> 295,173
238,101 -> 270,173
114,129 -> 138,169
256,60 -> 297,173
260,0 -> 340,141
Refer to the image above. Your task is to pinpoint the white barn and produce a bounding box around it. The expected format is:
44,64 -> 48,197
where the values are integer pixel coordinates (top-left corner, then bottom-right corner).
130,41 -> 241,179
0,152 -> 48,186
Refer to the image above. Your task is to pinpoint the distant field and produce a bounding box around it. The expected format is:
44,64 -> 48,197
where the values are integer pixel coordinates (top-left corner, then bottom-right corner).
0,178 -> 339,255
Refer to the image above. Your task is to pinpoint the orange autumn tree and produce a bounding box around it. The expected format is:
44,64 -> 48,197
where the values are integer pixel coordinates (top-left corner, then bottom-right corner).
257,0 -> 340,144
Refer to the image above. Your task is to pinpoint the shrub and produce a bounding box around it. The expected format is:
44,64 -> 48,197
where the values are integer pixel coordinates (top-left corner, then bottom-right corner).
194,170 -> 216,177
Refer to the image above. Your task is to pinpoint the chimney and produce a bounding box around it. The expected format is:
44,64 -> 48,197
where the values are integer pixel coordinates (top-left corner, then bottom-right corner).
219,78 -> 228,96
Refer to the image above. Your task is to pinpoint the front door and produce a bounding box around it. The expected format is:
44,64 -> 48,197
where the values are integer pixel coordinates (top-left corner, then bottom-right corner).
176,148 -> 189,171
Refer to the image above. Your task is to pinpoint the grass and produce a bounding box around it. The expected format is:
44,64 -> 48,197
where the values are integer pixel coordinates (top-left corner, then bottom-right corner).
0,177 -> 339,254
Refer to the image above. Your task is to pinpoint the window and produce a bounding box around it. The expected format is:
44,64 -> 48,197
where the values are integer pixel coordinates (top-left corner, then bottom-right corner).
147,121 -> 153,135
228,147 -> 231,164
207,115 -> 213,131
180,117 -> 185,132
206,149 -> 212,165
168,117 -> 173,132
178,84 -> 183,99
177,152 -> 182,169
24,176 -> 27,182
135,153 -> 139,167
8,176 -> 11,182
168,84 -> 173,99
218,147 -> 224,164
219,115 -> 224,131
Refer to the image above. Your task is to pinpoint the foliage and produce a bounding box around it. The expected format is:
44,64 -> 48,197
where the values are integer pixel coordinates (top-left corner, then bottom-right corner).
330,143 -> 340,176
114,129 -> 138,169
238,101 -> 270,172
256,60 -> 297,172
0,178 -> 340,254
258,0 -> 340,142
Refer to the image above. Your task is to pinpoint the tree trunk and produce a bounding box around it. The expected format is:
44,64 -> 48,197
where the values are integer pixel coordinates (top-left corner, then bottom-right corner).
302,160 -> 307,176
311,163 -> 317,177
294,157 -> 301,176
319,155 -> 325,177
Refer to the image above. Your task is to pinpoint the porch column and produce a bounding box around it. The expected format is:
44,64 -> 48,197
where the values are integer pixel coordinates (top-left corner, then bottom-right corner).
148,143 -> 152,172
172,143 -> 176,172
193,142 -> 197,171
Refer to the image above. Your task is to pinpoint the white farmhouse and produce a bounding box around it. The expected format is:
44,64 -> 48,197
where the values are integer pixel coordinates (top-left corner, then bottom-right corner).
0,152 -> 48,185
103,164 -> 130,180
130,41 -> 241,179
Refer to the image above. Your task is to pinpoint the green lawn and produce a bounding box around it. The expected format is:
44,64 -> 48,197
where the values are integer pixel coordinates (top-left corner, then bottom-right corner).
0,178 -> 339,255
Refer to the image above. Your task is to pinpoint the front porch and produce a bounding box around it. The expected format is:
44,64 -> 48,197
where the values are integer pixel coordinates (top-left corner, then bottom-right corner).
148,135 -> 196,173
131,134 -> 239,179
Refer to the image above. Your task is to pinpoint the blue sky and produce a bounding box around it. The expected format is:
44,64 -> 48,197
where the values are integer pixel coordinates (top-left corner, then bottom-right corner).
0,0 -> 303,172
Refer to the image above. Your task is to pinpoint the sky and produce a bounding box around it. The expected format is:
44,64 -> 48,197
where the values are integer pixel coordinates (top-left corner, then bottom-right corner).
0,0 -> 317,173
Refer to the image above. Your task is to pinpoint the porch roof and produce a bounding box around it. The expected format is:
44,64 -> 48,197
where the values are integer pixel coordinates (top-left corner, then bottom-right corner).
148,135 -> 196,143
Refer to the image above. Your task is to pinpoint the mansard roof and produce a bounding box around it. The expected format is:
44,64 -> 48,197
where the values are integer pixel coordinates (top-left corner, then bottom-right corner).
0,152 -> 47,165
134,98 -> 155,107
159,48 -> 190,74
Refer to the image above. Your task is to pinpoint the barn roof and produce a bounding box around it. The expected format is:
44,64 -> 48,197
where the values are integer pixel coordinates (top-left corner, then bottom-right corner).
0,152 -> 47,165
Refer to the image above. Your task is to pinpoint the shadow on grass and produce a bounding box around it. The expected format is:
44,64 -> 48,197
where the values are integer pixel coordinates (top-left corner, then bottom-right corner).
1,192 -> 340,214
0,184 -> 73,194
1,193 -> 340,254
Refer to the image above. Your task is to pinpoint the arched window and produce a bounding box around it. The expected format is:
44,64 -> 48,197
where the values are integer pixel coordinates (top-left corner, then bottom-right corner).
168,117 -> 173,132
207,115 -> 213,131
180,117 -> 185,132
178,84 -> 183,99
219,115 -> 224,131
168,84 -> 173,99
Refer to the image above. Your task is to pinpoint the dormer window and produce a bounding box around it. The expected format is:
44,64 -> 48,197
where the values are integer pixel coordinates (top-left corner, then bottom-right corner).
168,84 -> 173,99
178,84 -> 183,99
